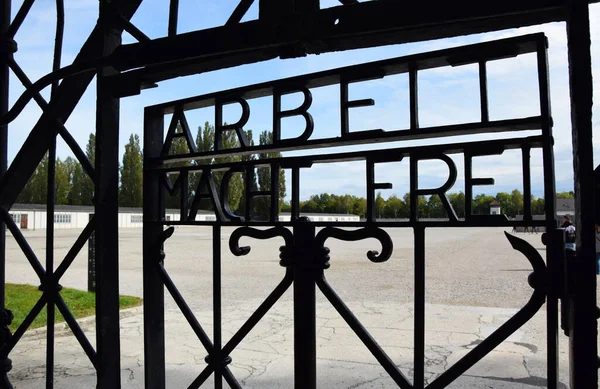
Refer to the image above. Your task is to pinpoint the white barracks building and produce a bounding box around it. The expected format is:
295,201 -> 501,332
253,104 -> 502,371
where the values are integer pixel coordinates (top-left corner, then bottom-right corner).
8,204 -> 359,230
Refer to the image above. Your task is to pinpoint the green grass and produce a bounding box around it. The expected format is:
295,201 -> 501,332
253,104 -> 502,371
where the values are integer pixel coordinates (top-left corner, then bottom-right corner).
5,283 -> 142,333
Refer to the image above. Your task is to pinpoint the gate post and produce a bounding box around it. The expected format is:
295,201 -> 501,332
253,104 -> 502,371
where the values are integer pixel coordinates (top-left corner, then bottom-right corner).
95,2 -> 123,385
565,1 -> 598,387
143,107 -> 166,389
292,217 -> 318,389
0,0 -> 13,387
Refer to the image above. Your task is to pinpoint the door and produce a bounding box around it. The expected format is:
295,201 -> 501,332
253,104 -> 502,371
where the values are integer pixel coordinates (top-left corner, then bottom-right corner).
20,214 -> 27,229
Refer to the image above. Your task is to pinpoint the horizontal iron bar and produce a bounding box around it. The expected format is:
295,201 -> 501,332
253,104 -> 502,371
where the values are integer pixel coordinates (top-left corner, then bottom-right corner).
152,134 -> 545,171
109,1 -> 596,84
145,33 -> 544,114
159,117 -> 544,165
156,219 -> 548,228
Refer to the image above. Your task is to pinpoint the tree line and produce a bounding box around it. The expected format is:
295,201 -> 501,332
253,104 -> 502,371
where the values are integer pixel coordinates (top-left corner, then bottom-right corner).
15,124 -> 573,219
284,190 -> 574,219
16,123 -> 287,218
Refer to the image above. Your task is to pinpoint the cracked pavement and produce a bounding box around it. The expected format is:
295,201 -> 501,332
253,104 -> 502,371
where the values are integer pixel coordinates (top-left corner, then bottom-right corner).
5,227 -> 585,387
8,302 -> 570,388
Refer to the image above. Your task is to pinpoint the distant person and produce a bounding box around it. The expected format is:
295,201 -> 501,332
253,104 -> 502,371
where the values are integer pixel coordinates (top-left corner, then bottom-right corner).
561,216 -> 576,252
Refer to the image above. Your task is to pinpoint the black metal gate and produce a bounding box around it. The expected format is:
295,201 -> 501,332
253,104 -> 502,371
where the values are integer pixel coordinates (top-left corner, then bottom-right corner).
0,1 -> 597,388
143,34 -> 567,388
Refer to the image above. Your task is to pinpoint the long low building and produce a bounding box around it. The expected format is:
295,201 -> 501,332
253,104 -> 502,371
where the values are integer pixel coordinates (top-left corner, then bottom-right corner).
7,204 -> 360,230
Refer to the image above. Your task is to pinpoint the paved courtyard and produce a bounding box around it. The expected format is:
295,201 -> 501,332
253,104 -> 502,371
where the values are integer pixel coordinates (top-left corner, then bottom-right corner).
3,226 -> 592,387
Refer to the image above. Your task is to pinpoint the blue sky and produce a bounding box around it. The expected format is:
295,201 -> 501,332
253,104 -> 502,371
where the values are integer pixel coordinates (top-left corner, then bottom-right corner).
7,0 -> 600,202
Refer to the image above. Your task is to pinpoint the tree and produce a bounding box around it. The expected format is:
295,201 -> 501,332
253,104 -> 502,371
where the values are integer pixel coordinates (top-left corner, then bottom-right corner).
401,193 -> 427,218
532,197 -> 545,215
511,189 -> 524,216
353,197 -> 367,219
55,158 -> 71,205
375,192 -> 386,219
214,125 -> 244,214
196,122 -> 214,155
30,152 -> 49,204
254,131 -> 286,219
448,192 -> 465,218
191,122 -> 246,216
69,162 -> 85,205
385,194 -> 404,218
427,195 -> 445,218
237,129 -> 257,217
494,192 -> 514,216
120,134 -> 143,207
79,133 -> 96,205
164,125 -> 193,209
17,154 -> 48,204
473,194 -> 496,215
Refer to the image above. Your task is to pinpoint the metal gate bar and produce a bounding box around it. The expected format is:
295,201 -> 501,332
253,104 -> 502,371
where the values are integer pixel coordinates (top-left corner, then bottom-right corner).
0,0 -> 10,386
0,1 -> 594,388
565,1 -> 598,386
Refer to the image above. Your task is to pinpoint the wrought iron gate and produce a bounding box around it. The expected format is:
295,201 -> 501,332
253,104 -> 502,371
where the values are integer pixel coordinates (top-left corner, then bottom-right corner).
143,34 -> 566,388
0,0 -> 597,388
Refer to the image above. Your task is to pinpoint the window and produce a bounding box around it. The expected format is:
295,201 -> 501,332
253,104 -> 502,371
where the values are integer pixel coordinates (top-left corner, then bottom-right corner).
10,213 -> 20,224
54,214 -> 71,223
131,215 -> 143,223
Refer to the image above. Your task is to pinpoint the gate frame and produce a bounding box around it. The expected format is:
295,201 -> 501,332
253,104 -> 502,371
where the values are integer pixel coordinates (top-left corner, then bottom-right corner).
0,0 -> 596,388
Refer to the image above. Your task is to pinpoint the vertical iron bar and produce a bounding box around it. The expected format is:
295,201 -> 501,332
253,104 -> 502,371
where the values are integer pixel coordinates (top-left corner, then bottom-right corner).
537,36 -> 558,389
213,225 -> 222,389
46,6 -> 63,383
366,158 -> 375,222
409,155 -> 418,221
291,167 -> 300,221
546,228 -> 564,389
479,61 -> 489,123
270,163 -> 279,223
414,226 -> 425,389
52,0 -> 64,97
143,107 -> 166,389
409,64 -> 419,130
95,2 -> 122,387
522,146 -> 532,222
168,0 -> 179,36
0,0 -> 12,387
565,2 -> 597,387
340,80 -> 350,136
464,154 -> 473,218
293,218 -> 317,389
46,135 -> 56,389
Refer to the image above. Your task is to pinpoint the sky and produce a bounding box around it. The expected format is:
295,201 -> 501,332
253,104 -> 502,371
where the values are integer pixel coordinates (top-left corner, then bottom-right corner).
6,0 -> 600,202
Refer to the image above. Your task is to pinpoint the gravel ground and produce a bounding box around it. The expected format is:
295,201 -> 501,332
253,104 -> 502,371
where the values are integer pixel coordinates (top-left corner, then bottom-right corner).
5,226 -> 584,311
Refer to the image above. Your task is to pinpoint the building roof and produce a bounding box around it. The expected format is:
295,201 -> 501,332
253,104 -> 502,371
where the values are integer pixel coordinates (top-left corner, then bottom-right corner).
10,203 -> 213,215
10,204 -> 359,218
490,201 -> 501,207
